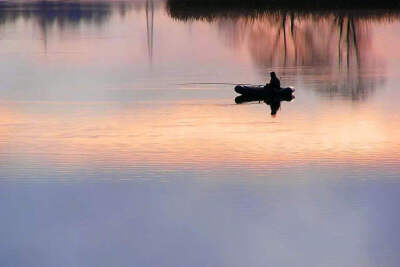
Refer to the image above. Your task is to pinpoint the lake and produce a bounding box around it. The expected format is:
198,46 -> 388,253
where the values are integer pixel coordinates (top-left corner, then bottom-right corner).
1,1 -> 400,266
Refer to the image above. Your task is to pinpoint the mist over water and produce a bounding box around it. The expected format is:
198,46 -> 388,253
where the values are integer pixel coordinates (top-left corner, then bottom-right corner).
1,1 -> 400,266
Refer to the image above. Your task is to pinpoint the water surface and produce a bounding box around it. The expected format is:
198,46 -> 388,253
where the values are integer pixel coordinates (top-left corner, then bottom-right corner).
1,1 -> 400,266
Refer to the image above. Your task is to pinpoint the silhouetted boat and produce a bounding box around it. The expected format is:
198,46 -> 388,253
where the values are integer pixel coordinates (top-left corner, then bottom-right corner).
234,85 -> 295,98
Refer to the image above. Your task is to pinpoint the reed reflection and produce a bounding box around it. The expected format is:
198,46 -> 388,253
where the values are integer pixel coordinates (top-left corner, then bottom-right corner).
243,13 -> 378,101
168,3 -> 395,100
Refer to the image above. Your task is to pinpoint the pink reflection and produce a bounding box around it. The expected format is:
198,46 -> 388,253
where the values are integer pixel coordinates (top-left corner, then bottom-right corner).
215,13 -> 384,100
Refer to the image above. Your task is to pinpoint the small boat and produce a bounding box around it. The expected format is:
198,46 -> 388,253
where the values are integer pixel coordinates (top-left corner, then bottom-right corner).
234,85 -> 294,98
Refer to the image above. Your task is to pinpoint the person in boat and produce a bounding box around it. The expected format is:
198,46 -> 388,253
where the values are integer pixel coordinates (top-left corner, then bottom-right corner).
266,72 -> 281,93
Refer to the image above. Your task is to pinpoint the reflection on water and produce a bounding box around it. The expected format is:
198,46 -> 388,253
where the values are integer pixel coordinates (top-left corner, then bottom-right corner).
0,1 -> 133,53
0,1 -> 124,27
0,1 -> 391,100
235,93 -> 295,117
169,4 -> 392,100
244,14 -> 379,100
146,0 -> 154,63
1,2 -> 400,267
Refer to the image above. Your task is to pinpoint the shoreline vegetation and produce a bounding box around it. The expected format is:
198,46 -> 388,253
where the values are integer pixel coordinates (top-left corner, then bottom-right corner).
167,0 -> 400,20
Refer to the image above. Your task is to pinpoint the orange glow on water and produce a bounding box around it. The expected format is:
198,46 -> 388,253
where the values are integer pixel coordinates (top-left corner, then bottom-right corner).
1,101 -> 399,170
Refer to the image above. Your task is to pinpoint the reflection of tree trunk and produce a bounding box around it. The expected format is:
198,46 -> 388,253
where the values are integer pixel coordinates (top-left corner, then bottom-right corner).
38,18 -> 48,55
346,18 -> 350,68
271,26 -> 281,63
282,14 -> 287,65
290,13 -> 297,64
146,0 -> 154,64
337,16 -> 343,67
350,18 -> 360,66
336,17 -> 361,70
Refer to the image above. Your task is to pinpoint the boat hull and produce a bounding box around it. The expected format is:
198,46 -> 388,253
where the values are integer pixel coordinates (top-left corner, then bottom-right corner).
234,85 -> 294,98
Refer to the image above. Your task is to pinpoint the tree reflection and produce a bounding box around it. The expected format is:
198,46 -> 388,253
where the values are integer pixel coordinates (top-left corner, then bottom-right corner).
0,1 -> 114,28
168,2 -> 395,100
243,13 -> 377,101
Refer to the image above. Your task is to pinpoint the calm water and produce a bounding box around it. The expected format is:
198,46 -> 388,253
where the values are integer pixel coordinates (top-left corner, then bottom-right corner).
1,1 -> 400,266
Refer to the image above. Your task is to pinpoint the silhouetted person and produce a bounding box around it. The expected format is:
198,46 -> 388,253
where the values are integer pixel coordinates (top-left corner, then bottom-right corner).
268,72 -> 280,89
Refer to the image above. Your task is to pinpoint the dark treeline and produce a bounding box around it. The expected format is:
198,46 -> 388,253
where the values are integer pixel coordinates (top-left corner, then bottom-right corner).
167,0 -> 400,21
168,0 -> 400,6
